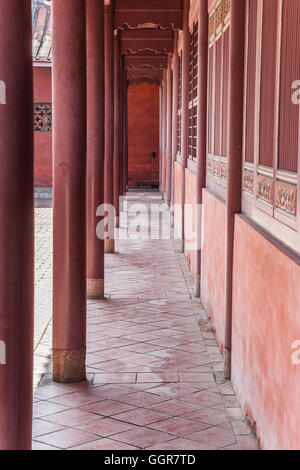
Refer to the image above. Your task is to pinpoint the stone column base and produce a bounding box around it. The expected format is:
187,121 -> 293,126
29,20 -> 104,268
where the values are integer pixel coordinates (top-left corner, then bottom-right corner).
87,278 -> 104,299
177,239 -> 184,253
194,274 -> 201,297
104,238 -> 115,253
53,347 -> 86,383
224,347 -> 232,380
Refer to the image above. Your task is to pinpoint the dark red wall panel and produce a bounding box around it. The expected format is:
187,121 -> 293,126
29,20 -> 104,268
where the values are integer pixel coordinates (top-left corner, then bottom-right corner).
128,83 -> 159,188
259,0 -> 278,168
245,0 -> 258,163
278,0 -> 300,173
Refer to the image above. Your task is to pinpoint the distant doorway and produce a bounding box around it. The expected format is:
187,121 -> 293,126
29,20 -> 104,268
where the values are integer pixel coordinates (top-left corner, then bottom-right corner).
128,83 -> 159,189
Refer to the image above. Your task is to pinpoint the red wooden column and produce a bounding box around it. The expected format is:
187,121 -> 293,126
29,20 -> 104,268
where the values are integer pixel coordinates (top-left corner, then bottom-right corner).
104,0 -> 115,253
52,0 -> 87,383
0,0 -> 34,450
86,0 -> 105,299
124,80 -> 129,193
166,54 -> 173,204
119,57 -> 124,203
194,0 -> 208,297
114,32 -> 121,228
171,31 -> 179,217
159,85 -> 163,191
224,0 -> 246,379
162,71 -> 168,197
180,0 -> 190,252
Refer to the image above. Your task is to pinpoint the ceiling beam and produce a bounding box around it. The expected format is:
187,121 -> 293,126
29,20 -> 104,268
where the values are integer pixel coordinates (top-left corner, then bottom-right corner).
115,0 -> 183,29
125,55 -> 168,70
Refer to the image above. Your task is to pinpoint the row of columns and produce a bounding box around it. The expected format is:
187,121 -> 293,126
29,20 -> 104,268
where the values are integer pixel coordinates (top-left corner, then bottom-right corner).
0,0 -> 128,449
159,0 -> 246,376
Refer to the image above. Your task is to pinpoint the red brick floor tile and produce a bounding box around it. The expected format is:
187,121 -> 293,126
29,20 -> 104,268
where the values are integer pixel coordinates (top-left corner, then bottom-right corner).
69,438 -> 139,450
32,441 -> 60,450
147,438 -> 215,450
41,408 -> 100,427
76,418 -> 136,437
148,399 -> 204,417
81,400 -> 136,417
183,408 -> 229,426
137,373 -> 179,383
49,391 -> 104,408
32,419 -> 65,438
187,426 -> 237,449
185,390 -> 223,407
35,428 -> 97,449
119,391 -> 167,407
179,373 -> 215,384
111,427 -> 174,449
33,401 -> 70,419
147,383 -> 199,399
88,384 -> 134,399
149,417 -> 210,436
113,408 -> 169,426
92,373 -> 137,384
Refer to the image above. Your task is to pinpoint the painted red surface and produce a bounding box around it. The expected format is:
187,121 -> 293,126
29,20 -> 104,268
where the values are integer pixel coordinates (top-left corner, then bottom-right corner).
201,189 -> 226,350
173,161 -> 182,239
232,215 -> 300,450
128,84 -> 159,188
33,66 -> 52,187
184,168 -> 197,279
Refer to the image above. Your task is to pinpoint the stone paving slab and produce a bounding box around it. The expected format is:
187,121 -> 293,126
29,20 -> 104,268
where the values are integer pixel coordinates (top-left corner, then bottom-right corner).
32,192 -> 258,450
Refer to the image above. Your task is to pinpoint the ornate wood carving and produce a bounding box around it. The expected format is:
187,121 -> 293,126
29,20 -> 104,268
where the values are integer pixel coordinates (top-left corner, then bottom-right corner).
257,174 -> 273,204
243,169 -> 254,194
275,181 -> 297,216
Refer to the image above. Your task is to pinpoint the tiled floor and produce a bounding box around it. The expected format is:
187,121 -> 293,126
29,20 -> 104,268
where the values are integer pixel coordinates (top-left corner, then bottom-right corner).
32,192 -> 258,450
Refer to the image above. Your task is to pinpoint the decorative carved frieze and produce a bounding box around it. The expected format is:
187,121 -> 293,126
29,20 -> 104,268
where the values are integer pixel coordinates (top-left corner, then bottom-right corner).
275,181 -> 297,216
209,13 -> 215,44
207,155 -> 227,181
257,174 -> 273,204
207,155 -> 213,175
216,1 -> 224,34
224,0 -> 231,24
244,169 -> 254,194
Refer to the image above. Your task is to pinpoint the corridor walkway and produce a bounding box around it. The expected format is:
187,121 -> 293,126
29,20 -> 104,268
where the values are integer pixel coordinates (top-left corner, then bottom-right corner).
32,192 -> 258,450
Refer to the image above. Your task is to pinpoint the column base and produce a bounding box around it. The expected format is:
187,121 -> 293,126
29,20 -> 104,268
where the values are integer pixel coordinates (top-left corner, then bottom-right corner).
224,347 -> 232,380
53,347 -> 86,383
177,239 -> 184,253
194,274 -> 201,297
104,238 -> 115,254
87,278 -> 104,299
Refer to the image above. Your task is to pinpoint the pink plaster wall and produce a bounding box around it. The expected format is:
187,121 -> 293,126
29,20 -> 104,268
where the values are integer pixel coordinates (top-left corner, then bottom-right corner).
33,66 -> 52,188
201,189 -> 226,350
232,215 -> 300,450
184,168 -> 197,279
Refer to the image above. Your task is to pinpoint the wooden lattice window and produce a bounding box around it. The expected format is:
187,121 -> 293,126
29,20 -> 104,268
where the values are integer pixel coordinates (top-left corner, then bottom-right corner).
278,0 -> 300,173
177,53 -> 182,154
243,0 -> 299,235
188,22 -> 198,160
